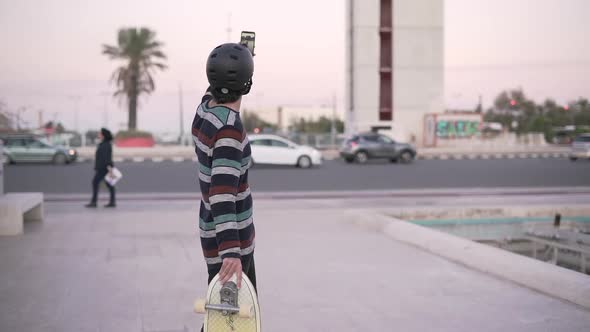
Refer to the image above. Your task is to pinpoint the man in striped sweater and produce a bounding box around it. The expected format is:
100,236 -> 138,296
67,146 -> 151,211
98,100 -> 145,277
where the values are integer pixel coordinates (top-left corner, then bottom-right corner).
192,43 -> 256,292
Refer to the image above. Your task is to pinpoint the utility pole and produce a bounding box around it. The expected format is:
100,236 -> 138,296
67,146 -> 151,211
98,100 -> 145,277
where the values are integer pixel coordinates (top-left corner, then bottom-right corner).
178,83 -> 185,144
277,107 -> 283,133
226,12 -> 233,42
331,93 -> 337,147
68,95 -> 81,132
100,91 -> 110,128
15,106 -> 29,131
16,109 -> 21,131
478,94 -> 483,113
38,109 -> 44,129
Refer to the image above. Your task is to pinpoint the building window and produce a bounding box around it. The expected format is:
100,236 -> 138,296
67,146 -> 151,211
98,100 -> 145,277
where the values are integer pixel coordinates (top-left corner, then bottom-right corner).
379,72 -> 392,121
379,0 -> 393,121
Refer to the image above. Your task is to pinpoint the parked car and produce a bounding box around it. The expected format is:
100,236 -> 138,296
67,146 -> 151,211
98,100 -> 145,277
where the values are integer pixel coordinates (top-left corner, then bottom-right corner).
1,134 -> 77,165
569,134 -> 590,161
340,133 -> 416,164
156,132 -> 181,145
248,134 -> 322,168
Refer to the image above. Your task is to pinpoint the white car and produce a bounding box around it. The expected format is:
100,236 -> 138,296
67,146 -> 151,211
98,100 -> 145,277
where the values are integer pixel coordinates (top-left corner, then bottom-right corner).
157,132 -> 180,145
248,134 -> 322,168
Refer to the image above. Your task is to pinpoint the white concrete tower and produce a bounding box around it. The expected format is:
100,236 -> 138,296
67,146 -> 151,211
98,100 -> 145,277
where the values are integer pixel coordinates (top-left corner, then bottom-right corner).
346,0 -> 444,146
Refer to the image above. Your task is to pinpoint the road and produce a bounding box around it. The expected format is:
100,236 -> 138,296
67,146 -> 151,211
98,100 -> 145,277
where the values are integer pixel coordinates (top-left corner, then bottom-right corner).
5,158 -> 590,194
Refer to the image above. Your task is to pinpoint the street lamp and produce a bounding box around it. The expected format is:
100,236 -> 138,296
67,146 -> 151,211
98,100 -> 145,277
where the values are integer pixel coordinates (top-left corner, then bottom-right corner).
15,106 -> 30,131
68,95 -> 81,133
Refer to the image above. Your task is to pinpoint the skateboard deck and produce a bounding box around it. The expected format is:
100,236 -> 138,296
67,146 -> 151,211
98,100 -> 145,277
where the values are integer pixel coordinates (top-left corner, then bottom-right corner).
194,273 -> 260,332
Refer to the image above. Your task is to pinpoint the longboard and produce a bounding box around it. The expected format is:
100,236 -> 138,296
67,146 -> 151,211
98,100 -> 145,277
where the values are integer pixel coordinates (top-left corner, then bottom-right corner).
194,273 -> 260,332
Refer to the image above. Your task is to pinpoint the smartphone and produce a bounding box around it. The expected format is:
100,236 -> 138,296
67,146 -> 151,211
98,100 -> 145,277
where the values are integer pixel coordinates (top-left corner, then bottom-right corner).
240,31 -> 256,56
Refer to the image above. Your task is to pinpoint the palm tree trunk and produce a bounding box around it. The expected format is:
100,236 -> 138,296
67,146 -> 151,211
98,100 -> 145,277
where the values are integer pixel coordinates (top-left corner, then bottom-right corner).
128,94 -> 138,130
128,63 -> 139,130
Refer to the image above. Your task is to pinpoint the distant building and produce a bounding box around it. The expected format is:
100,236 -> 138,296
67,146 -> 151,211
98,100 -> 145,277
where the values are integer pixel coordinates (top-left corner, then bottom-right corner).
346,0 -> 444,146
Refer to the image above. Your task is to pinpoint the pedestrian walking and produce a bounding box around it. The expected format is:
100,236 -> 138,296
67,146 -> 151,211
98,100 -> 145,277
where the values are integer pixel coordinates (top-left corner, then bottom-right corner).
86,128 -> 116,208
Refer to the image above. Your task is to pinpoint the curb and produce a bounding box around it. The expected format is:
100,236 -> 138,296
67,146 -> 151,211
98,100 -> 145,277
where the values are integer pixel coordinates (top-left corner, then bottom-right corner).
43,187 -> 590,202
76,157 -> 199,163
416,152 -> 570,161
349,212 -> 590,310
75,152 -> 571,164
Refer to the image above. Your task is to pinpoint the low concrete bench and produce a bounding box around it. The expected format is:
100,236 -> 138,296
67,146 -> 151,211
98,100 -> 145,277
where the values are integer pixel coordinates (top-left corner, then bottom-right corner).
0,193 -> 44,235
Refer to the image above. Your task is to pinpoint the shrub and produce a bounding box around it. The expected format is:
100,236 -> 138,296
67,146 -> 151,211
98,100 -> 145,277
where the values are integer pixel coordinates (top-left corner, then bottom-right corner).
115,130 -> 153,139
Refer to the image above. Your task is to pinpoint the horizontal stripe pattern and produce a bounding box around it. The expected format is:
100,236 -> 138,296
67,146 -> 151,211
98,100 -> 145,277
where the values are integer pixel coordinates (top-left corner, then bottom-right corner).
200,216 -> 254,238
212,166 -> 241,177
192,95 -> 255,265
212,157 -> 242,169
209,193 -> 237,205
215,137 -> 243,150
205,244 -> 255,265
199,207 -> 253,231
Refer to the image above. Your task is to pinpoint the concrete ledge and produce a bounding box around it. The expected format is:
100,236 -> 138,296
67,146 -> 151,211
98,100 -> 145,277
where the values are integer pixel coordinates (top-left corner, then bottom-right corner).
349,212 -> 590,309
380,205 -> 590,221
43,186 -> 590,202
0,193 -> 44,235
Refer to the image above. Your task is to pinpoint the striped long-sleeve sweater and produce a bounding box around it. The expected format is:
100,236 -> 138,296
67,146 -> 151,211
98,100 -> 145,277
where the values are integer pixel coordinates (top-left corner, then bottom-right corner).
192,94 -> 255,266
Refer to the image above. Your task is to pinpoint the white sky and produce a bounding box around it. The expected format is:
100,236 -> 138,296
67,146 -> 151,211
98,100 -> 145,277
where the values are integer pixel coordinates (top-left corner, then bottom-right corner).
0,0 -> 589,133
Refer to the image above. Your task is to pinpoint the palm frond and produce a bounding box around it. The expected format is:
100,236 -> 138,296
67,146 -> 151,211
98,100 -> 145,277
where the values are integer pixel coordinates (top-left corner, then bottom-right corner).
145,73 -> 155,92
152,62 -> 167,70
113,90 -> 126,97
140,60 -> 167,71
142,50 -> 167,59
102,45 -> 123,58
138,27 -> 154,43
144,41 -> 164,50
110,66 -> 128,85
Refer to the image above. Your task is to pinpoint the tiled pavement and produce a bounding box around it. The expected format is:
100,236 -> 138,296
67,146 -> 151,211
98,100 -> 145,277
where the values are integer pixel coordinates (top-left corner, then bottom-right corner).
1,200 -> 589,331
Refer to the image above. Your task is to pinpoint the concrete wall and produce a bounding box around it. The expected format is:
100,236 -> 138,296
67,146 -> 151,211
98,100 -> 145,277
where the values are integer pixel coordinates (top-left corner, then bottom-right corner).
346,0 -> 444,145
423,112 -> 548,148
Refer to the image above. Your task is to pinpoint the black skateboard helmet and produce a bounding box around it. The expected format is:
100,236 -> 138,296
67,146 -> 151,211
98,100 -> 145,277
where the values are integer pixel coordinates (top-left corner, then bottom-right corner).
206,43 -> 254,97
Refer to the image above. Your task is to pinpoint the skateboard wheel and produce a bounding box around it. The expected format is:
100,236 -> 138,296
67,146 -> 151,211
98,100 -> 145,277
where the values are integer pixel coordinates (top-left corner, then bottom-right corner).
194,299 -> 207,314
238,304 -> 253,318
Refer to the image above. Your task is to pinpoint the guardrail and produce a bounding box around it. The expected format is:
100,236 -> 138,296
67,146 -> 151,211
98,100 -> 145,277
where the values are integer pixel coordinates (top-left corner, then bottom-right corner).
525,229 -> 590,274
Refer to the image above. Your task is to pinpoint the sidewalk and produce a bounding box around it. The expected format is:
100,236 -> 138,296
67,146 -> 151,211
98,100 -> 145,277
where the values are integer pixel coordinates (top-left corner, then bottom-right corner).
1,199 -> 589,331
75,145 -> 572,163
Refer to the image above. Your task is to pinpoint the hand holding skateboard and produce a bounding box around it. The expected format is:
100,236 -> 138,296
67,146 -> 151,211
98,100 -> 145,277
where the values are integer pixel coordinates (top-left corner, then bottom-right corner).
194,273 -> 261,331
219,257 -> 242,289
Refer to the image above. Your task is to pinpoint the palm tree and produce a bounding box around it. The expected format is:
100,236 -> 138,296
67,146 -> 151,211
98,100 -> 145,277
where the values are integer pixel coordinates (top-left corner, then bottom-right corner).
102,27 -> 167,131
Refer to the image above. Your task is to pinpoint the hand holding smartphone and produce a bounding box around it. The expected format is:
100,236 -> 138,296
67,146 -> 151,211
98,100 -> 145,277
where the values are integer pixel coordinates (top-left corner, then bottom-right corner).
240,31 -> 256,56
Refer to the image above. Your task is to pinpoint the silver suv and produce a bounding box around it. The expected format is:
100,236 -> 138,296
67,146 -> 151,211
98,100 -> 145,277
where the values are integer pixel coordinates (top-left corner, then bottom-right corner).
340,133 -> 417,164
1,135 -> 77,165
570,134 -> 590,161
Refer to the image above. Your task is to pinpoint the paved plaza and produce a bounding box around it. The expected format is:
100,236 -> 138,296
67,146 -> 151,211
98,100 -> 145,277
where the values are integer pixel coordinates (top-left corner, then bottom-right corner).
1,199 -> 589,331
